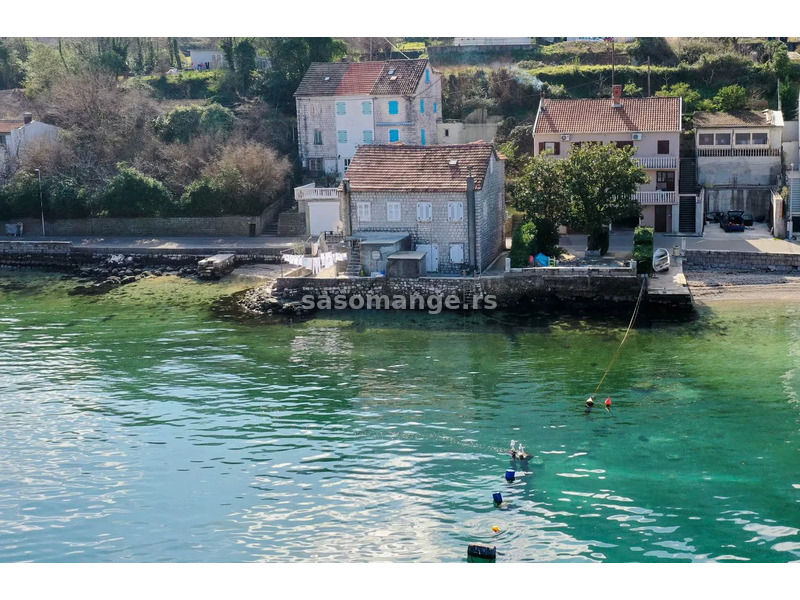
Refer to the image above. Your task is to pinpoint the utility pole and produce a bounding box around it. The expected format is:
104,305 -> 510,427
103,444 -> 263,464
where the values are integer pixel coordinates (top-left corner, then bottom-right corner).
611,40 -> 615,87
35,169 -> 45,235
647,56 -> 651,96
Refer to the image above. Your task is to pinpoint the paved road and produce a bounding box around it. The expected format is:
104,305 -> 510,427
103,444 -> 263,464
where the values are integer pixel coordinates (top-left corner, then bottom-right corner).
13,235 -> 300,251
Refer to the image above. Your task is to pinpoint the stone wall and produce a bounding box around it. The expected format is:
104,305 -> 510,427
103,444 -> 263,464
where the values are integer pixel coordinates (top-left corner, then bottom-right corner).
685,249 -> 800,271
475,155 -> 505,270
15,215 -> 264,237
275,267 -> 643,308
0,240 -> 71,254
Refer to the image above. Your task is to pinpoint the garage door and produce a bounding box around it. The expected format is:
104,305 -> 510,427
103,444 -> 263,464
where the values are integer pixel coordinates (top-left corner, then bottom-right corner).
308,202 -> 340,235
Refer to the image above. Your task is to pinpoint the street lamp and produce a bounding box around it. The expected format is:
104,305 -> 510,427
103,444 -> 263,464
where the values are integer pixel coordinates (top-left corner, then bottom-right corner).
34,168 -> 45,236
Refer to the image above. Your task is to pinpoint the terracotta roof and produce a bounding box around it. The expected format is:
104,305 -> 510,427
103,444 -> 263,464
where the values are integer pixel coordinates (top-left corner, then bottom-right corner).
335,62 -> 385,96
295,59 -> 430,98
534,97 -> 682,134
345,143 -> 499,192
370,59 -> 428,96
0,119 -> 24,134
293,63 -> 350,97
694,110 -> 773,128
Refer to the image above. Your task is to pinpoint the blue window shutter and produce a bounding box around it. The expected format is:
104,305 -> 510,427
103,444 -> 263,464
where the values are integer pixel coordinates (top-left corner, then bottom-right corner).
389,101 -> 398,115
421,129 -> 426,146
426,69 -> 430,83
389,129 -> 399,143
420,99 -> 424,114
336,102 -> 346,115
434,102 -> 438,114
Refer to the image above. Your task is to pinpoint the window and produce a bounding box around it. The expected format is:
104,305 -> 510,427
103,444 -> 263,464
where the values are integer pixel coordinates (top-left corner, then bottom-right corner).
615,141 -> 634,149
388,69 -> 396,75
656,171 -> 675,192
444,128 -> 449,137
420,99 -> 425,114
336,102 -> 346,115
421,129 -> 426,146
362,101 -> 372,115
389,129 -> 399,143
425,69 -> 430,83
715,133 -> 731,146
313,130 -> 322,145
417,202 -> 432,222
389,100 -> 399,115
357,202 -> 371,222
539,141 -> 561,155
735,133 -> 750,145
363,130 -> 373,144
337,130 -> 347,143
343,158 -> 351,172
447,201 -> 464,222
434,102 -> 438,114
387,202 -> 401,222
657,140 -> 670,154
308,158 -> 323,172
449,244 -> 465,264
698,133 -> 713,145
751,132 -> 768,145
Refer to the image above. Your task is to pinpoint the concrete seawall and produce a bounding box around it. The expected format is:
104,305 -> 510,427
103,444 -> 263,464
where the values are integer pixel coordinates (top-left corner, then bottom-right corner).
685,249 -> 800,271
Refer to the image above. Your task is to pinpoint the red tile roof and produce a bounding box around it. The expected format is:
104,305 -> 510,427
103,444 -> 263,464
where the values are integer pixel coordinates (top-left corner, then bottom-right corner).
694,110 -> 773,128
294,59 -> 429,97
346,143 -> 499,192
534,97 -> 682,134
335,62 -> 385,96
0,119 -> 23,135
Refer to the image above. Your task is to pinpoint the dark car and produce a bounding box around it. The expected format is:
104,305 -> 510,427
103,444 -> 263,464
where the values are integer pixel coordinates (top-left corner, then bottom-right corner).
723,210 -> 745,232
742,213 -> 754,227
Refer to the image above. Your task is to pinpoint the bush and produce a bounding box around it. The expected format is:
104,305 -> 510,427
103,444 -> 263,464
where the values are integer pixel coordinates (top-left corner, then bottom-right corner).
99,163 -> 176,217
633,244 -> 654,274
633,226 -> 654,245
179,176 -> 224,216
587,226 -> 610,255
532,217 -> 561,257
155,104 -> 236,143
509,221 -> 538,267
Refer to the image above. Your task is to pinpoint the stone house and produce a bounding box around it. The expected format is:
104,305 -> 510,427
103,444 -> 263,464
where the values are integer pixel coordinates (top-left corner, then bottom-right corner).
0,113 -> 61,172
341,143 -> 506,275
294,59 -> 442,178
694,109 -> 784,220
532,86 -> 701,234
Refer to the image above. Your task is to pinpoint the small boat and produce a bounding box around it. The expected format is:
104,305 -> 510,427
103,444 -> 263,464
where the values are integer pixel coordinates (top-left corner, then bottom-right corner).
653,247 -> 670,273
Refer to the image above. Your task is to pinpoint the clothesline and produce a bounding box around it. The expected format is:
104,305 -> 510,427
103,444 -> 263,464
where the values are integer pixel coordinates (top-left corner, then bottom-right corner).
282,251 -> 347,275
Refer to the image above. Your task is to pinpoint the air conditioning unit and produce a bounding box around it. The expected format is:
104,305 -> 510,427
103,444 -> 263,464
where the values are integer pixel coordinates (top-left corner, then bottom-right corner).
561,134 -> 571,141
632,133 -> 643,141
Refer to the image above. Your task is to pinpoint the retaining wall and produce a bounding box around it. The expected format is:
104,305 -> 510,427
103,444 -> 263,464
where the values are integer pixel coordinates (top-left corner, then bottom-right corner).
685,249 -> 800,271
14,215 -> 265,237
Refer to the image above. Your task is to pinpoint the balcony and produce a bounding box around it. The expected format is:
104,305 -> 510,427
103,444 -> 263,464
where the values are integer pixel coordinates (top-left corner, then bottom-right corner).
636,191 -> 676,205
294,185 -> 339,201
635,155 -> 677,169
697,147 -> 781,157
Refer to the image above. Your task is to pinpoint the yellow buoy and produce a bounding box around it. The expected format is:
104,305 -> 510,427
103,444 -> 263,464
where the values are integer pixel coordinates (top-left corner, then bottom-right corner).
492,526 -> 500,532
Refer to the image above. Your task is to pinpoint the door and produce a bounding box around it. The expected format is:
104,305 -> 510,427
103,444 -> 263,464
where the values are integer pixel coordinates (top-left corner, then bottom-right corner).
654,205 -> 668,233
656,171 -> 675,192
416,244 -> 439,272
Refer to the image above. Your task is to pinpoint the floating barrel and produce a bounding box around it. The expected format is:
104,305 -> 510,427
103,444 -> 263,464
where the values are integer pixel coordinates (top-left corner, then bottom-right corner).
505,469 -> 515,482
467,544 -> 497,563
492,492 -> 503,505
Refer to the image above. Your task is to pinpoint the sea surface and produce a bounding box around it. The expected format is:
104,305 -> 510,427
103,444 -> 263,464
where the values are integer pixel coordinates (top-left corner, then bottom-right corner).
1,270 -> 799,562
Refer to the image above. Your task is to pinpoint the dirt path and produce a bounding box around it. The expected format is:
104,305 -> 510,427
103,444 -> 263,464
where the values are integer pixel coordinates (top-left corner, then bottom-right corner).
684,268 -> 800,303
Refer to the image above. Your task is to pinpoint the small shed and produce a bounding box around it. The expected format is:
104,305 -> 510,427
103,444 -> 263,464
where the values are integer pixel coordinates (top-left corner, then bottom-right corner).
386,251 -> 427,278
352,232 -> 411,275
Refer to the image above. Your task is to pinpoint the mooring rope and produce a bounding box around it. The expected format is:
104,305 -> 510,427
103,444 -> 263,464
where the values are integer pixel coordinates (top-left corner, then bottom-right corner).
593,277 -> 647,396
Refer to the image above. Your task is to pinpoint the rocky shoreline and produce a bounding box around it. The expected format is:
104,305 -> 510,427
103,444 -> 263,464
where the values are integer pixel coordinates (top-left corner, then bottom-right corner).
684,266 -> 800,302
68,255 -> 197,295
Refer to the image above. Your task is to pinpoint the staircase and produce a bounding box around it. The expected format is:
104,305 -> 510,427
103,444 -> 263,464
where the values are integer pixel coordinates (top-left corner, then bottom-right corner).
277,212 -> 307,236
346,242 -> 362,277
461,277 -> 484,309
679,158 -> 698,195
263,221 -> 278,236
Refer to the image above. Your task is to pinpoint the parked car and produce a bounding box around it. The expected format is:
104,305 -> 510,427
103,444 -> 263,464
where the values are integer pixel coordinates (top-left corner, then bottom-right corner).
722,210 -> 745,232
742,213 -> 754,227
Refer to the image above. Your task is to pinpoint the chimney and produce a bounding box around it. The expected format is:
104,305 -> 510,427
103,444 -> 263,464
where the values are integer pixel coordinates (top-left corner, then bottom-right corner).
612,85 -> 623,108
23,112 -> 32,125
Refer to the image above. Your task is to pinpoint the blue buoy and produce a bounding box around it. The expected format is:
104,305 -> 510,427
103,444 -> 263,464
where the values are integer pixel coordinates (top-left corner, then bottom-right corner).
492,492 -> 503,505
505,469 -> 515,482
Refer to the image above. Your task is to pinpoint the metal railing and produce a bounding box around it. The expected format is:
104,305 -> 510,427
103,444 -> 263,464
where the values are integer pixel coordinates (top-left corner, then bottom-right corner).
635,156 -> 677,169
294,186 -> 339,200
697,148 -> 781,157
635,191 -> 677,204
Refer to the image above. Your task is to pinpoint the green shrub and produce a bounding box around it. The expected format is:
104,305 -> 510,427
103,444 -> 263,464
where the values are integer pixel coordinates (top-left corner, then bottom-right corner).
588,226 -> 610,255
154,104 -> 236,143
179,176 -> 225,216
509,221 -> 538,267
99,163 -> 176,217
633,244 -> 654,274
633,226 -> 654,245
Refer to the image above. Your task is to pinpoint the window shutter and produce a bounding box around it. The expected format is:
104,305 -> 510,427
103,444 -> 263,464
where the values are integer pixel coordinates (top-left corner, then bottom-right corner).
554,142 -> 561,155
538,142 -> 545,154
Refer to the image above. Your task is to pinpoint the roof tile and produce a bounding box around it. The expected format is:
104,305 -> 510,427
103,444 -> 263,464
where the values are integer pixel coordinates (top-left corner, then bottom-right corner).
534,97 -> 682,134
0,119 -> 24,135
694,110 -> 773,128
370,59 -> 429,96
293,63 -> 349,97
335,62 -> 385,96
346,143 -> 499,192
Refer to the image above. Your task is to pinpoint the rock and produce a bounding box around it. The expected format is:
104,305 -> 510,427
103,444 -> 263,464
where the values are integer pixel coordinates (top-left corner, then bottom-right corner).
121,275 -> 136,285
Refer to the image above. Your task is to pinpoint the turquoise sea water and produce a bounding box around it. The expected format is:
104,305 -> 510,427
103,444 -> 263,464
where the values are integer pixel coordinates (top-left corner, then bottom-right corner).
1,271 -> 799,562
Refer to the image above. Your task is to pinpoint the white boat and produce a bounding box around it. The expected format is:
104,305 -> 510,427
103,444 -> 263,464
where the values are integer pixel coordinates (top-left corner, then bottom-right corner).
653,247 -> 670,273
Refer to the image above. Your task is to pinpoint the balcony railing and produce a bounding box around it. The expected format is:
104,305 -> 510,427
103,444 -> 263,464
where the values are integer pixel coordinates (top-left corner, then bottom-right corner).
635,156 -> 677,169
697,147 -> 781,157
294,186 -> 339,200
636,191 -> 676,204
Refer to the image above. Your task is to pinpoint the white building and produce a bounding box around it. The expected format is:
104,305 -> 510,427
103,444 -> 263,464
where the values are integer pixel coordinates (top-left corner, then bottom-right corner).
0,113 -> 61,171
189,49 -> 226,71
294,59 -> 443,177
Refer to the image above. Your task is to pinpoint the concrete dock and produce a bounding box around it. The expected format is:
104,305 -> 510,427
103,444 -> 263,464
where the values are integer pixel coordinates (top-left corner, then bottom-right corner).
646,258 -> 693,307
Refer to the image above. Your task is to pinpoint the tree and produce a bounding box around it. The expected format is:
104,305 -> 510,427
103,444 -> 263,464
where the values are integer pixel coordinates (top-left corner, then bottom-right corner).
23,42 -> 68,97
713,84 -> 749,111
155,104 -> 235,143
628,37 -> 677,66
656,82 -> 701,113
509,222 -> 538,267
779,78 -> 798,121
563,144 -> 647,250
0,38 -> 25,90
766,40 -> 791,81
623,82 -> 643,97
99,163 -> 175,217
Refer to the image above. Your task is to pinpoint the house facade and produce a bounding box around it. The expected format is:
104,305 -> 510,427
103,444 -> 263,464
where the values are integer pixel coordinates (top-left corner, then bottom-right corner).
341,143 -> 505,275
0,114 -> 61,172
189,49 -> 226,70
532,87 -> 696,233
695,109 -> 784,220
295,59 -> 442,177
